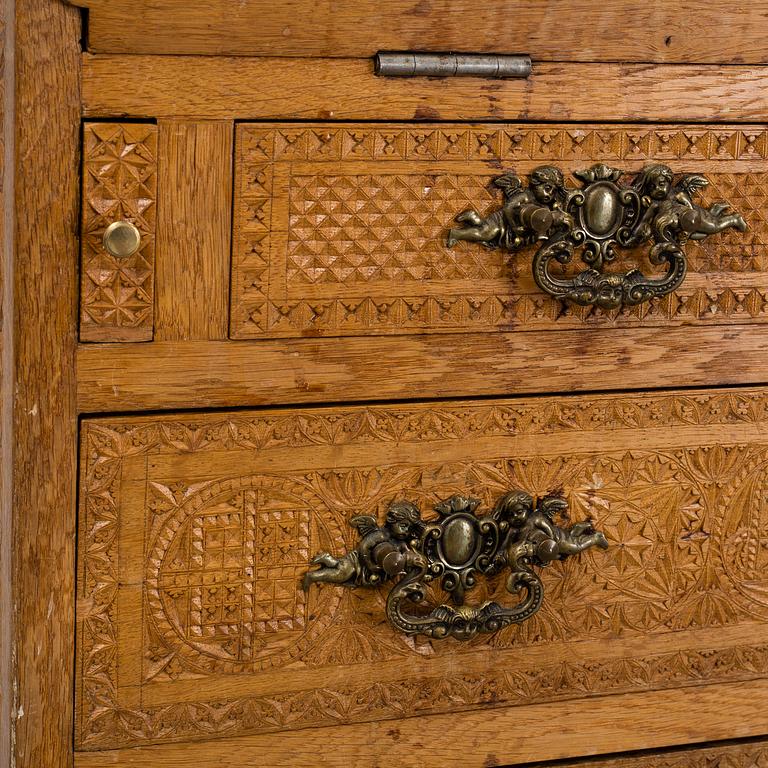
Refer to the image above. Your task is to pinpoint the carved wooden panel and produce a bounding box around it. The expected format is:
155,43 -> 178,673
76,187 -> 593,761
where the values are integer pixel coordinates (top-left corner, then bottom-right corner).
80,122 -> 157,342
546,738 -> 768,768
231,123 -> 768,339
77,388 -> 768,749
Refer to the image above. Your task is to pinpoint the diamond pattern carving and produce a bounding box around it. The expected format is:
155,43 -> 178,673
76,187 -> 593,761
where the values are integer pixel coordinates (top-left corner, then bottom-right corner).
80,123 -> 157,341
143,481 -> 331,685
287,173 -> 501,283
232,124 -> 768,339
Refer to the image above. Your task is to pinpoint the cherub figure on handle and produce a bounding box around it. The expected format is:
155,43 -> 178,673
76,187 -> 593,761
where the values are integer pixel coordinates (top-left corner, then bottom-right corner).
446,165 -> 573,250
490,490 -> 608,593
301,501 -> 426,591
630,164 -> 747,244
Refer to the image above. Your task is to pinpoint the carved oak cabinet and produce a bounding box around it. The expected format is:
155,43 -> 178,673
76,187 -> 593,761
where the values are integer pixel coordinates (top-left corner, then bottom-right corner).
7,2 -> 768,767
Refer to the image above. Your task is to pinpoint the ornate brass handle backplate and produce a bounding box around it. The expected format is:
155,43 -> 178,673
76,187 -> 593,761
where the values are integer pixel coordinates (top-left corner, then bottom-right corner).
447,164 -> 747,310
303,490 -> 608,640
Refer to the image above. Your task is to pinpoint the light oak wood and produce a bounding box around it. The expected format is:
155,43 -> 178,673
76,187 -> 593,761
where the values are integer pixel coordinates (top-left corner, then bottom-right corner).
82,56 -> 768,122
231,122 -> 767,340
156,120 -> 233,341
0,4 -> 10,767
6,1 -> 81,766
80,122 -> 158,342
75,389 -> 768,754
76,325 -> 768,413
68,0 -> 768,64
5,2 -> 768,765
73,681 -> 768,767
539,737 -> 768,768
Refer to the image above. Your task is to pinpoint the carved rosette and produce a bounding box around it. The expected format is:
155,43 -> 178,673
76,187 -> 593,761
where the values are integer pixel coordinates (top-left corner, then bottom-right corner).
303,490 -> 609,641
448,162 -> 747,310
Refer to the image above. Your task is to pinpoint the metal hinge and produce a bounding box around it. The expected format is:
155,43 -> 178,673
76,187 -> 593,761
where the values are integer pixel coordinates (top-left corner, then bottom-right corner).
374,51 -> 531,78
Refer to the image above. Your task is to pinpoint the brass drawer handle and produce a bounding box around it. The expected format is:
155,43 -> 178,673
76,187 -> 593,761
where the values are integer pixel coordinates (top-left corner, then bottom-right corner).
447,164 -> 747,310
303,490 -> 607,640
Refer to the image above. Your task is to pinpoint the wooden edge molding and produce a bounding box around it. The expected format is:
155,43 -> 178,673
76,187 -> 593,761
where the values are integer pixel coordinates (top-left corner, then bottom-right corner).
67,0 -> 768,64
77,325 -> 768,413
7,1 -> 81,767
73,680 -> 768,768
0,1 -> 12,766
82,56 -> 768,122
529,736 -> 768,768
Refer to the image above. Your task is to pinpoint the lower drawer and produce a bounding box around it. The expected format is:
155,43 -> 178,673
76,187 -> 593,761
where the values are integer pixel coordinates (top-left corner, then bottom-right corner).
76,387 -> 768,761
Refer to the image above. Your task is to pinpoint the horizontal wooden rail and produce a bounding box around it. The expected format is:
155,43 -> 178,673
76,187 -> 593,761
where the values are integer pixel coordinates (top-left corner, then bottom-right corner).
77,325 -> 768,413
83,57 -> 768,122
75,680 -> 768,767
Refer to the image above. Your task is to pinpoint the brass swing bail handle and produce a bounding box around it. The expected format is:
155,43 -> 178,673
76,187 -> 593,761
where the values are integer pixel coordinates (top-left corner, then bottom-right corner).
447,163 -> 748,310
302,489 -> 608,641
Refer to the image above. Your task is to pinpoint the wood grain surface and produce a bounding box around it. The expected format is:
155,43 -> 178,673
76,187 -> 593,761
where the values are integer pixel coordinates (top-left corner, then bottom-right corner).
532,737 -> 768,768
68,0 -> 768,64
6,2 -> 768,765
231,122 -> 767,340
9,1 -> 81,767
155,121 -> 233,341
73,681 -> 768,767
76,324 -> 768,414
0,4 -> 10,767
80,123 -> 158,342
76,388 -> 768,754
82,56 -> 768,123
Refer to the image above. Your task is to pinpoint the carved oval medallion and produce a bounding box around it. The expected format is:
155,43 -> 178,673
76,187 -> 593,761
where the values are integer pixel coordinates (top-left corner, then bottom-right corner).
580,181 -> 622,238
440,514 -> 479,567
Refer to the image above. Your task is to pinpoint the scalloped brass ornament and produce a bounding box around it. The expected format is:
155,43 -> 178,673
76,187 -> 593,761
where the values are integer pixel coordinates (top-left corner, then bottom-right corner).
447,163 -> 747,309
302,489 -> 608,641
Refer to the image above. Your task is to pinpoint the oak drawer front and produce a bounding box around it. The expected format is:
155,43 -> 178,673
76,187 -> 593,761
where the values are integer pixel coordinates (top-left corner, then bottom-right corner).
231,122 -> 766,339
77,387 -> 768,750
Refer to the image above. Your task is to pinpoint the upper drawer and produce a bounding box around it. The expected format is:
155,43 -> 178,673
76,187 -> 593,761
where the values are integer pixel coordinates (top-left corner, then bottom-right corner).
231,122 -> 766,340
80,121 -> 766,345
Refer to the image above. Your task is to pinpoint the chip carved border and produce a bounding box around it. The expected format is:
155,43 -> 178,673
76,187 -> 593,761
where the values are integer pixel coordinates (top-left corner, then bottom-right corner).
83,390 -> 768,455
78,391 -> 768,748
241,125 -> 768,164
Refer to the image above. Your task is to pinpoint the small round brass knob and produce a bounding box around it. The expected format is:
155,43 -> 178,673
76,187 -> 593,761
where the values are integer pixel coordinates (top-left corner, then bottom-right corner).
103,220 -> 141,258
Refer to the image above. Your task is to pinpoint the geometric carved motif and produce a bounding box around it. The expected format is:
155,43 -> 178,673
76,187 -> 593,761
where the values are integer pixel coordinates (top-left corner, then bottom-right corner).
76,389 -> 768,749
722,460 -> 768,614
80,122 -> 157,341
231,124 -> 768,339
144,480 -> 334,682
